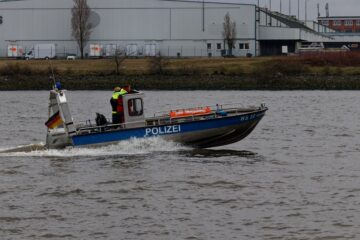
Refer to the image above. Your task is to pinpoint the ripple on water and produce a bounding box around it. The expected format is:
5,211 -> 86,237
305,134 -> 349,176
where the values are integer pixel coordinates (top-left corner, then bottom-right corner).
1,91 -> 360,240
38,188 -> 85,197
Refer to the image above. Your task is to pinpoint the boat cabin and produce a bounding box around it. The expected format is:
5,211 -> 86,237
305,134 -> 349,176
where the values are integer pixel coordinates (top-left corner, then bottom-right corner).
121,91 -> 146,128
48,88 -> 146,137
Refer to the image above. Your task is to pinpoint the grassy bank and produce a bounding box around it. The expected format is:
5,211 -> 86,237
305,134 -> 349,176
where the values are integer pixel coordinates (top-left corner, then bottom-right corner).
1,54 -> 360,90
1,74 -> 360,91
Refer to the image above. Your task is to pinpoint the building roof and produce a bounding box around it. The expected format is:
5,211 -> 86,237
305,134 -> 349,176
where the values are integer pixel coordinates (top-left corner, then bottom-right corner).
318,16 -> 360,20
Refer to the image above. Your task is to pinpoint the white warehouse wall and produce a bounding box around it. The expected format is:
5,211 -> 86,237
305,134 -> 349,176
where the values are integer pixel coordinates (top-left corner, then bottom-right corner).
0,0 -> 257,57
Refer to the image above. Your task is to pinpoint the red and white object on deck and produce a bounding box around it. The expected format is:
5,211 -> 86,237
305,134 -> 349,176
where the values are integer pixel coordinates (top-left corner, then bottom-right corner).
170,107 -> 212,118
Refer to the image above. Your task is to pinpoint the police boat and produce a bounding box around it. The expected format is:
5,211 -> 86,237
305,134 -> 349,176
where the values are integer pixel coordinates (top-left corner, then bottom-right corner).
45,87 -> 268,149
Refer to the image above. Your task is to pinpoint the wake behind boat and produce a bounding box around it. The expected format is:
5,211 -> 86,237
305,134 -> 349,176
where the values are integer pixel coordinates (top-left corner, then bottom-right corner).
0,144 -> 47,154
45,86 -> 268,149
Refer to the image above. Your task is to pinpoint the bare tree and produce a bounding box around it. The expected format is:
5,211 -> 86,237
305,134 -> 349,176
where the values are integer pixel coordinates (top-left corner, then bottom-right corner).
71,0 -> 92,59
114,46 -> 126,75
222,12 -> 237,57
149,53 -> 168,75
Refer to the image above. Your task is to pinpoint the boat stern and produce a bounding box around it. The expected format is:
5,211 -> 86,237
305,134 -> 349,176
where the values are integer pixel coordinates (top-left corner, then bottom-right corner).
45,88 -> 76,149
46,129 -> 73,149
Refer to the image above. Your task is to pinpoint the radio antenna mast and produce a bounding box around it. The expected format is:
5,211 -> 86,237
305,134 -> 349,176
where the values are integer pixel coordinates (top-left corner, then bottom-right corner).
325,3 -> 329,17
48,59 -> 57,89
289,0 -> 291,15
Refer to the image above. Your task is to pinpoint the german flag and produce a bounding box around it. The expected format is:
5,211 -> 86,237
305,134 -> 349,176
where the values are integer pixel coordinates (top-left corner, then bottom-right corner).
45,111 -> 63,129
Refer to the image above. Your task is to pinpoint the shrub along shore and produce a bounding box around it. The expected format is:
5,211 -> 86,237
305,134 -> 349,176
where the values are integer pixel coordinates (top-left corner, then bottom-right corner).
1,54 -> 360,90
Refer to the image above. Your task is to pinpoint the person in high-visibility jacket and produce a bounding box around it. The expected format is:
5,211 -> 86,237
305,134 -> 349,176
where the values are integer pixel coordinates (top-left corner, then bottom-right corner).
110,86 -> 127,124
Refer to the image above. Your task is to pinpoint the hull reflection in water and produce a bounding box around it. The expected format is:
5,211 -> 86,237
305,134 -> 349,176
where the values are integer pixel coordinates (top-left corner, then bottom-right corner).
46,88 -> 268,149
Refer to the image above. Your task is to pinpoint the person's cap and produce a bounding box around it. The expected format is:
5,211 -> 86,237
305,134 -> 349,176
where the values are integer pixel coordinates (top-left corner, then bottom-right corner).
114,86 -> 121,92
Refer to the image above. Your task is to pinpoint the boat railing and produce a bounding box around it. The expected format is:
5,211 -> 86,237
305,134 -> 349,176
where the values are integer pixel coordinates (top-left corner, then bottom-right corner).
76,120 -> 143,134
75,112 -> 217,135
151,102 -> 259,118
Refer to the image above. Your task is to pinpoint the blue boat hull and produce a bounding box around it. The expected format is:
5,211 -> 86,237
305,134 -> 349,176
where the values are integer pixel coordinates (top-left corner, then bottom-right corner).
71,109 -> 267,148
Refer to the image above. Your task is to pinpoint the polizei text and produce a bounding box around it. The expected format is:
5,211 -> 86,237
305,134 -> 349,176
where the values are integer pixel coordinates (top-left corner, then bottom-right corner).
145,125 -> 181,137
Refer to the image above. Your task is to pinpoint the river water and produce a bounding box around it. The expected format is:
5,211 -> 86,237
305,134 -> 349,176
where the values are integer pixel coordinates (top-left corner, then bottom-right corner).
0,90 -> 359,240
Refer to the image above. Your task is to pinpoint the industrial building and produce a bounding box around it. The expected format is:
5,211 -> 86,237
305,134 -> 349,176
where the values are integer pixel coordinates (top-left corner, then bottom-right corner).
0,0 -> 338,57
314,16 -> 360,51
318,16 -> 360,33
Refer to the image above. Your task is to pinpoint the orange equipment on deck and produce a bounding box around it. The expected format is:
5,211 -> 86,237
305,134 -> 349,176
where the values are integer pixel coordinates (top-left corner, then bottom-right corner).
170,107 -> 212,118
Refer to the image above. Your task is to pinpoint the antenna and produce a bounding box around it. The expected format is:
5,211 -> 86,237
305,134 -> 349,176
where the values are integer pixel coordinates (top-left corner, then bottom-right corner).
289,0 -> 291,15
289,0 -> 291,16
48,59 -> 56,86
298,0 -> 300,20
48,59 -> 59,90
305,0 -> 308,22
325,3 -> 329,17
202,0 -> 205,32
317,3 -> 320,18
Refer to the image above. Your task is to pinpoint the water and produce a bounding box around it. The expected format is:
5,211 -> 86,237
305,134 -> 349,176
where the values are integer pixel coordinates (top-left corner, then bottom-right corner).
0,90 -> 359,240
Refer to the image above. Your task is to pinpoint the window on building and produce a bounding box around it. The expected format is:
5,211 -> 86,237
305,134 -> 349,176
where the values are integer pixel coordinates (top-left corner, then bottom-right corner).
0,16 -> 2,25
217,43 -> 222,50
207,43 -> 212,50
333,20 -> 342,26
128,98 -> 143,116
345,20 -> 353,26
321,20 -> 329,26
239,43 -> 250,50
356,20 -> 360,26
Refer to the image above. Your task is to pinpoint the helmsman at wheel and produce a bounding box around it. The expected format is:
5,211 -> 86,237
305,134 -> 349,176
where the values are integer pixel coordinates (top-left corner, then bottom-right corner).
110,86 -> 128,124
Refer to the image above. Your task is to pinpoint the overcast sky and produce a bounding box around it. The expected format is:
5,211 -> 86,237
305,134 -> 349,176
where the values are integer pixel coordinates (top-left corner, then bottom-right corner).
0,0 -> 358,21
212,0 -> 360,20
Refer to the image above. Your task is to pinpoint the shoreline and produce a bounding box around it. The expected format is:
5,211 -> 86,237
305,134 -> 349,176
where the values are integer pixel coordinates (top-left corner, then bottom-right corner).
1,74 -> 360,91
1,56 -> 360,90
